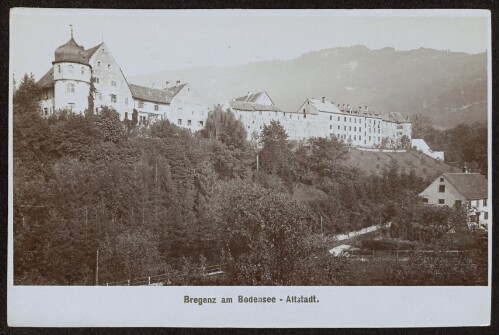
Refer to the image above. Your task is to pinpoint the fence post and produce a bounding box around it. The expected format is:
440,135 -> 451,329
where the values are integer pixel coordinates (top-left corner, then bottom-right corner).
148,276 -> 151,285
127,279 -> 130,286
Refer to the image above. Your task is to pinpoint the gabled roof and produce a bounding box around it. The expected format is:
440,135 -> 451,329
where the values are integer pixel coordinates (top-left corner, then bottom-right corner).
37,68 -> 54,89
307,98 -> 343,115
165,83 -> 187,101
382,111 -> 410,123
129,83 -> 173,104
234,91 -> 274,105
84,43 -> 103,59
228,100 -> 281,112
443,173 -> 488,200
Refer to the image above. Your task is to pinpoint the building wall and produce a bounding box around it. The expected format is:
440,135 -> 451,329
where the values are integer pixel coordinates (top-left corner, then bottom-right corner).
53,62 -> 91,113
89,43 -> 134,120
419,175 -> 489,228
168,84 -> 211,133
133,99 -> 168,125
40,88 -> 55,117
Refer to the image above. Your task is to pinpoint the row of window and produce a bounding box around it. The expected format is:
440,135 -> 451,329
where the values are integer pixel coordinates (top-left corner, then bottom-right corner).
57,65 -> 86,75
177,119 -> 204,127
92,77 -> 117,87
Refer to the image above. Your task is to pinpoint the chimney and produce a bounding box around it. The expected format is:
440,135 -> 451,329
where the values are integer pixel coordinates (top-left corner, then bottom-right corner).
176,80 -> 181,86
322,97 -> 326,103
165,81 -> 170,88
365,105 -> 368,111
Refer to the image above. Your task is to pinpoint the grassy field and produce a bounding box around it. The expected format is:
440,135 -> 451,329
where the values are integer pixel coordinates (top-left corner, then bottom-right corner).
345,148 -> 460,179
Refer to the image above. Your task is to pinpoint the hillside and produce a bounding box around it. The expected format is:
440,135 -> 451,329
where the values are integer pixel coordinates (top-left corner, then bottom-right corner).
130,45 -> 487,129
345,148 -> 460,179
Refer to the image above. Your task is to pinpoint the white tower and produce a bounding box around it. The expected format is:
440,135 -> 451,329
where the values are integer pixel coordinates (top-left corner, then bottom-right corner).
52,26 -> 92,114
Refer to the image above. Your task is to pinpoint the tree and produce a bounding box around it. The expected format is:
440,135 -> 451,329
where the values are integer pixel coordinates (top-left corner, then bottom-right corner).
202,106 -> 247,149
211,180 -> 313,285
259,120 -> 291,176
93,106 -> 127,143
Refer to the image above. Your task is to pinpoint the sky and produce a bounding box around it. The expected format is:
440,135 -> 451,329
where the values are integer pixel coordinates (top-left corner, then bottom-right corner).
10,9 -> 489,83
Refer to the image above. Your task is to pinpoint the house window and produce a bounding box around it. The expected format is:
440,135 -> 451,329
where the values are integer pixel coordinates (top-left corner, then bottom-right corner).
484,212 -> 488,220
68,65 -> 74,73
93,77 -> 100,83
108,64 -> 111,69
455,200 -> 462,207
187,120 -> 192,126
178,119 -> 182,125
422,198 -> 428,203
110,94 -> 117,103
138,101 -> 144,108
98,93 -> 102,100
330,116 -> 332,121
439,185 -> 445,193
438,199 -> 445,205
483,199 -> 487,206
43,108 -> 48,116
111,80 -> 117,87
68,103 -> 75,111
338,125 -> 340,130
67,83 -> 75,93
330,125 -> 332,130
440,177 -> 444,182
338,116 -> 340,121
344,117 -> 346,122
124,112 -> 128,119
154,104 -> 159,111
98,62 -> 101,67
198,121 -> 204,127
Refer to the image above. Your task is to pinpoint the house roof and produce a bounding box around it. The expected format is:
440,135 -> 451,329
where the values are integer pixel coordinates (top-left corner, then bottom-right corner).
37,68 -> 54,89
165,83 -> 187,101
234,92 -> 272,104
228,100 -> 281,112
307,98 -> 343,115
129,84 -> 173,104
84,43 -> 103,59
382,111 -> 410,123
443,173 -> 488,200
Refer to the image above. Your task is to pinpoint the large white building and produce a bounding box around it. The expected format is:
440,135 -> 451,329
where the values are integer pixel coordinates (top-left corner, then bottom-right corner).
224,93 -> 412,148
36,33 -> 210,132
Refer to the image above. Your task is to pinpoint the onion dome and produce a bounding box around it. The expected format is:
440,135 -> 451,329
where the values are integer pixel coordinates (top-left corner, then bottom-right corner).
53,37 -> 89,64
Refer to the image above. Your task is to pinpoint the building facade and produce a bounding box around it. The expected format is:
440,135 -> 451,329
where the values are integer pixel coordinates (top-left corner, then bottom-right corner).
224,93 -> 412,148
419,172 -> 489,230
36,34 -> 210,133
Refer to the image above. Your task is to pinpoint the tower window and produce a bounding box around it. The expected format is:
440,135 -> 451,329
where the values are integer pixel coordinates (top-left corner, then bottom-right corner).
154,104 -> 159,111
67,83 -> 75,93
81,67 -> 85,75
57,65 -> 61,73
97,62 -> 101,67
68,65 -> 74,73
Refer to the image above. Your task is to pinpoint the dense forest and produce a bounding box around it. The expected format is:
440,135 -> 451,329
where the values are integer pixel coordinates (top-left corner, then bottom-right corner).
13,74 -> 484,286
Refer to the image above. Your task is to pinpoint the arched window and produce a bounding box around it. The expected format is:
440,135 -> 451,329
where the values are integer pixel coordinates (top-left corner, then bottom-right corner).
68,65 -> 74,73
81,67 -> 85,75
67,83 -> 75,93
57,65 -> 61,73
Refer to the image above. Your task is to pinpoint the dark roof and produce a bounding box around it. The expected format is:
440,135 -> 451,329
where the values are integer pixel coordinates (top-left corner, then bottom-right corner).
235,92 -> 264,103
54,37 -> 89,64
443,173 -> 488,200
37,68 -> 54,88
382,111 -> 410,123
165,83 -> 187,101
229,100 -> 281,112
84,43 -> 103,59
129,84 -> 173,104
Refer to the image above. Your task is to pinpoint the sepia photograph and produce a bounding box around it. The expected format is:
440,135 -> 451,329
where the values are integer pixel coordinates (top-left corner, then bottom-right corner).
7,7 -> 492,328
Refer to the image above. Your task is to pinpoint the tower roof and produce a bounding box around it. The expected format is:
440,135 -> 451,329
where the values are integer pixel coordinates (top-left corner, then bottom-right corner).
54,37 -> 89,65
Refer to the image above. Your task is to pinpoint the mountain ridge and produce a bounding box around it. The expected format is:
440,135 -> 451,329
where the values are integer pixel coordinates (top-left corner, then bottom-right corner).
129,45 -> 487,129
